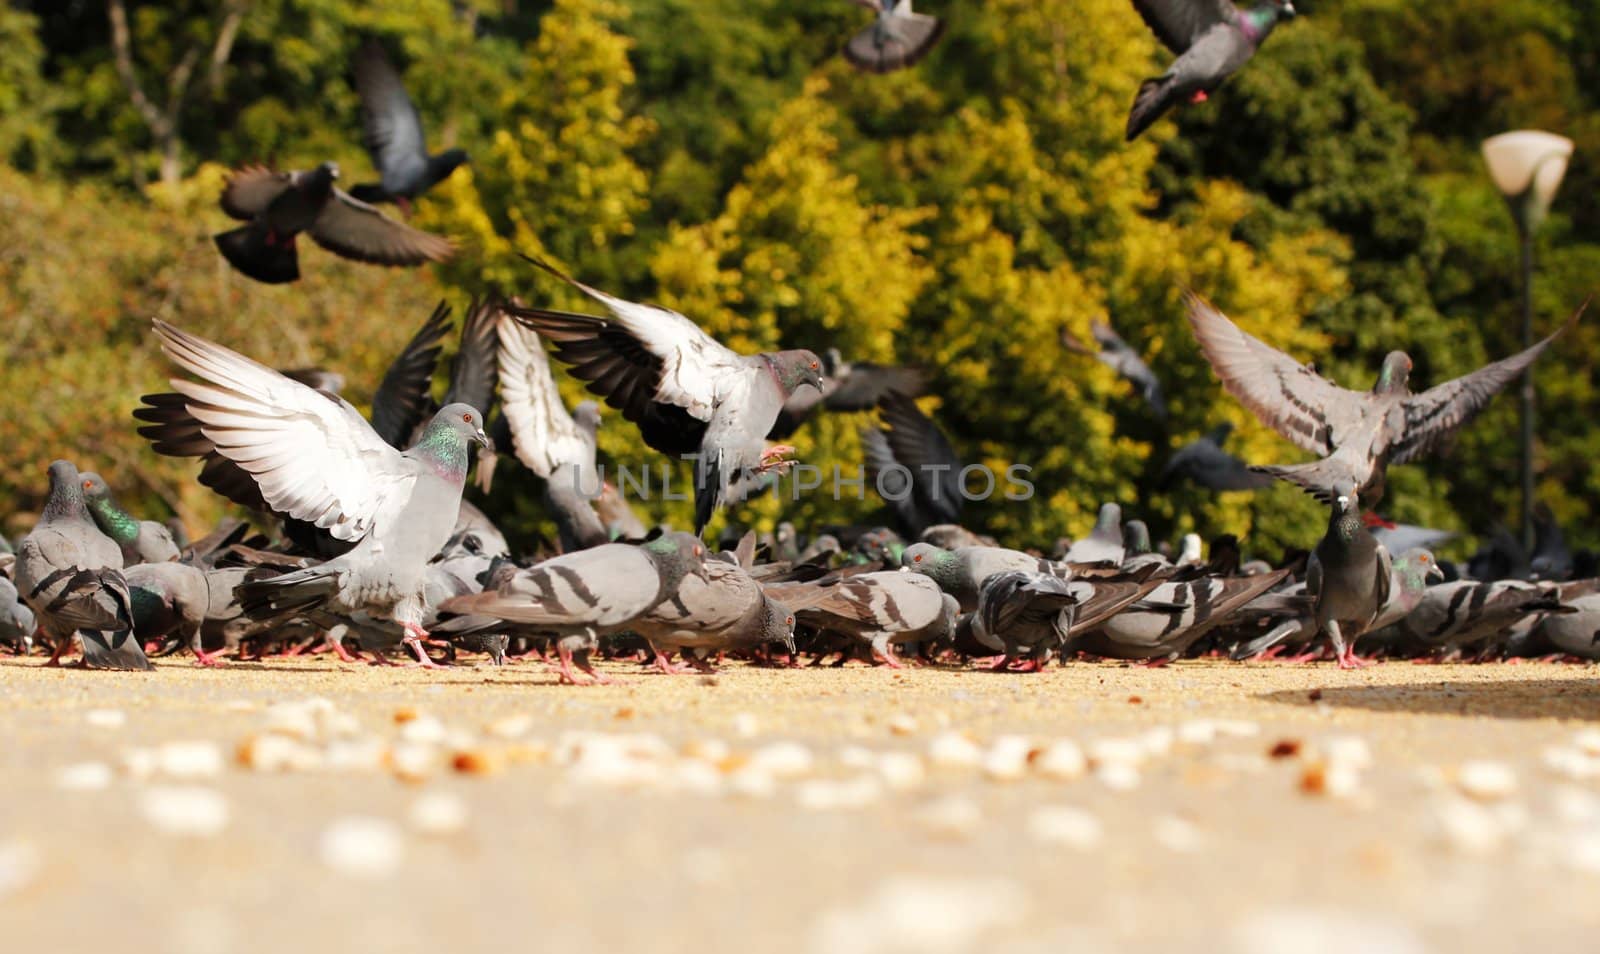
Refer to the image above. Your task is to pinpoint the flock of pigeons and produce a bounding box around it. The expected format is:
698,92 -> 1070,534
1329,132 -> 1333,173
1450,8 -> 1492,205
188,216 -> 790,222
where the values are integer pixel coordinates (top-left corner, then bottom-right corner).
3,2 -> 1596,680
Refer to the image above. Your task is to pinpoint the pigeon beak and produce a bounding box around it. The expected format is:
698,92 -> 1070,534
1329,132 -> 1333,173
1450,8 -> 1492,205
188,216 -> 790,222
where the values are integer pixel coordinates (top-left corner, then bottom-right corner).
473,428 -> 491,449
1335,495 -> 1349,509
1428,563 -> 1444,582
1281,1 -> 1297,18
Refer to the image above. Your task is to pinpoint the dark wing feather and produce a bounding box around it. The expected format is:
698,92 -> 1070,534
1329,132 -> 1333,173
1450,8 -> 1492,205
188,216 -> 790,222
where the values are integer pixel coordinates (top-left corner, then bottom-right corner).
1130,0 -> 1238,55
443,295 -> 501,416
220,166 -> 292,220
1391,306 -> 1582,464
371,301 -> 450,449
1185,291 -> 1360,456
877,392 -> 963,526
309,190 -> 454,266
825,364 -> 926,411
503,306 -> 707,456
353,39 -> 427,178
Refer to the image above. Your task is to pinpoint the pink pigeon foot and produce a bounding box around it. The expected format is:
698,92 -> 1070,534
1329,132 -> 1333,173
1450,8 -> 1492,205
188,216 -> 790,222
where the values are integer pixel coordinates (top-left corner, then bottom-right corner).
1336,647 -> 1375,670
1190,89 -> 1209,104
402,624 -> 443,669
193,648 -> 228,667
757,444 -> 797,473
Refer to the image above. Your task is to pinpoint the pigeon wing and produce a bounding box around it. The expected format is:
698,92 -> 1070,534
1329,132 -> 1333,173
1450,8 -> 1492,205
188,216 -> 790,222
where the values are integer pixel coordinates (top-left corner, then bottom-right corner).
1130,0 -> 1238,55
353,39 -> 428,179
220,166 -> 292,220
371,301 -> 450,449
309,190 -> 453,266
496,311 -> 591,478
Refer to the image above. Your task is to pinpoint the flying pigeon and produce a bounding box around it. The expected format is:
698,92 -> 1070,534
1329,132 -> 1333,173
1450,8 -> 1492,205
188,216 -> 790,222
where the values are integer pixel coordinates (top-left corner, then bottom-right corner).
439,533 -> 709,684
1124,0 -> 1297,141
348,38 -> 469,211
842,0 -> 944,74
1186,291 -> 1581,504
769,348 -> 925,439
505,257 -> 824,533
1363,513 -> 1457,556
146,320 -> 489,666
496,310 -> 608,551
213,162 -> 453,284
1062,320 -> 1167,421
13,460 -> 149,670
1159,422 -> 1273,491
861,392 -> 963,536
631,559 -> 797,673
763,570 -> 958,668
79,472 -> 180,565
1305,483 -> 1392,668
902,542 -> 1067,613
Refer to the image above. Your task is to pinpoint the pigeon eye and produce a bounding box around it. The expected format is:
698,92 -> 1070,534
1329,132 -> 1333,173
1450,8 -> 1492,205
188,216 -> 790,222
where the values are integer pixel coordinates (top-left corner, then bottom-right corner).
913,554 -> 923,563
810,361 -> 819,370
786,616 -> 794,626
462,412 -> 473,423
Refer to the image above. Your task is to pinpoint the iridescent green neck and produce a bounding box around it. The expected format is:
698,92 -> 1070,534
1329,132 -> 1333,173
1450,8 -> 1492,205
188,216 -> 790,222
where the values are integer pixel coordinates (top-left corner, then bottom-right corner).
89,495 -> 141,544
414,421 -> 469,483
1240,6 -> 1278,41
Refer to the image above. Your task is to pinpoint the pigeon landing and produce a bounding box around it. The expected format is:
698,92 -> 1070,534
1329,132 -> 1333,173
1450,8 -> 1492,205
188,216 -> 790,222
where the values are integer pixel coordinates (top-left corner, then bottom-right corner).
506,257 -> 823,533
1061,320 -> 1167,421
842,0 -> 944,74
213,162 -> 452,284
861,392 -> 963,537
1125,0 -> 1296,141
1187,291 -> 1582,505
348,38 -> 469,209
145,320 -> 488,667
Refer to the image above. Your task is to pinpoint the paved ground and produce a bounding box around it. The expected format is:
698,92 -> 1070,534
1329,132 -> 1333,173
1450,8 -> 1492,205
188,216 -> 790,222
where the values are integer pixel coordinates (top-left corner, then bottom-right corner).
2,655 -> 1599,953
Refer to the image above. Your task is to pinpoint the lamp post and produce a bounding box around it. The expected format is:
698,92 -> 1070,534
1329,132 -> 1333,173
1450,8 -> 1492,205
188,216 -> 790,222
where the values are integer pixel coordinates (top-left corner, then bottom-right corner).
1481,130 -> 1573,552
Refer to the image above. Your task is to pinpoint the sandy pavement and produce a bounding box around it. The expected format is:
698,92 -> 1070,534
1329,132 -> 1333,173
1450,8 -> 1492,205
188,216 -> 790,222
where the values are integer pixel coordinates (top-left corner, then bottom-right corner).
1,654 -> 1599,953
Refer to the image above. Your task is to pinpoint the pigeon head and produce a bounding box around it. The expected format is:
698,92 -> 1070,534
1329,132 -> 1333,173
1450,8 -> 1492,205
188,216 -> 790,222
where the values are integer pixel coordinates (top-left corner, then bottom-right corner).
1095,502 -> 1122,533
1332,482 -> 1359,516
642,531 -> 712,596
1122,520 -> 1152,556
78,472 -> 111,503
902,543 -> 955,583
767,350 -> 826,396
1241,0 -> 1294,40
1375,351 -> 1413,394
573,400 -> 602,435
414,403 -> 491,481
78,472 -> 139,544
761,597 -> 798,655
302,162 -> 340,192
42,460 -> 89,519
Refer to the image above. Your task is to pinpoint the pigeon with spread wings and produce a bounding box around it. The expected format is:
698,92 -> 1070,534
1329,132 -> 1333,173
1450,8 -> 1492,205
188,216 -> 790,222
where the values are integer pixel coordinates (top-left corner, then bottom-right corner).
505,257 -> 824,533
1186,291 -> 1582,504
348,38 -> 469,210
213,162 -> 452,284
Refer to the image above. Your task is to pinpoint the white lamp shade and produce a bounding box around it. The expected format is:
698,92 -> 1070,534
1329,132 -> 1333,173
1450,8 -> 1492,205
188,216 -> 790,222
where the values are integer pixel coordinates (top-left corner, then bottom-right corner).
1482,130 -> 1574,209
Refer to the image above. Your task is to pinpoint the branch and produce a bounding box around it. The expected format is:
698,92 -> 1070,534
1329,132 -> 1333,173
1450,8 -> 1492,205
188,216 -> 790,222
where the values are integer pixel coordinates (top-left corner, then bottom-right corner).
106,0 -> 167,135
205,2 -> 249,96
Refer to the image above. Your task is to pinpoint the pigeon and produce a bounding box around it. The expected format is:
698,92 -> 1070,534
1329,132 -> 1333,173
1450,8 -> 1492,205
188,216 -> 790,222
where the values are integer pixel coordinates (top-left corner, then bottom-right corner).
1159,422 -> 1273,491
861,392 -> 963,536
505,257 -> 824,532
1,573 -> 36,655
1466,526 -> 1530,583
348,38 -> 469,210
964,568 -> 1170,670
1061,320 -> 1167,421
1531,592 -> 1600,661
1057,503 -> 1126,565
371,301 -> 453,449
1305,483 -> 1392,668
763,571 -> 958,668
496,309 -> 608,551
596,481 -> 650,541
213,162 -> 453,284
79,472 -> 180,565
902,542 -> 1067,613
842,0 -> 944,74
1530,505 -> 1574,581
630,559 -> 797,673
146,320 -> 489,666
1074,569 -> 1291,662
1364,514 -> 1456,556
440,533 -> 709,684
1124,0 -> 1297,141
769,348 -> 925,438
1232,548 -> 1442,660
1376,579 -> 1570,659
125,561 -> 212,666
1186,291 -> 1581,504
13,460 -> 149,670
1176,533 -> 1204,566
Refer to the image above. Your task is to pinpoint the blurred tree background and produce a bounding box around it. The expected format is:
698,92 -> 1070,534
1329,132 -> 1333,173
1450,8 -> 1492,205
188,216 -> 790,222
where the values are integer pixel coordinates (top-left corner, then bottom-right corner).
1,0 -> 1594,557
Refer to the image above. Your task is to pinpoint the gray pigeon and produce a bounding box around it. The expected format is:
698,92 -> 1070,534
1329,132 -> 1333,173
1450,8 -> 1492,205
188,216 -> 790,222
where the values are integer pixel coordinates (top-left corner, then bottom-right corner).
842,0 -> 944,73
1306,484 -> 1392,668
496,310 -> 608,551
596,481 -> 650,541
348,38 -> 469,210
1530,505 -> 1574,581
764,570 -> 958,668
213,162 -> 453,284
125,561 -> 212,666
1159,422 -> 1273,491
964,567 -> 1170,669
1062,320 -> 1167,421
439,533 -> 709,684
506,257 -> 824,532
1,573 -> 37,655
1375,579 -> 1570,659
1075,569 -> 1291,662
1531,592 -> 1600,660
631,559 -> 797,673
80,473 -> 180,565
1366,516 -> 1457,556
769,348 -> 925,439
903,542 -> 1068,613
861,392 -> 963,536
148,320 -> 488,667
1057,503 -> 1125,565
1125,0 -> 1296,141
1187,292 -> 1580,504
13,460 -> 149,670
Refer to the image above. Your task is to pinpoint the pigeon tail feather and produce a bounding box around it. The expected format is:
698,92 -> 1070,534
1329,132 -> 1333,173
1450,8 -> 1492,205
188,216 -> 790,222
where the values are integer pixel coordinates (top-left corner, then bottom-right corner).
214,224 -> 299,284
